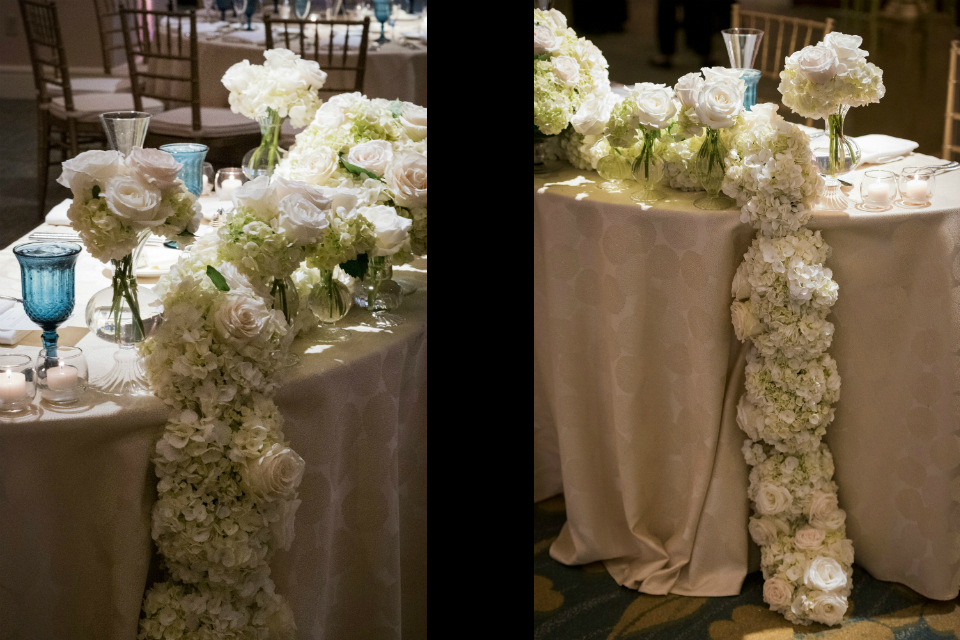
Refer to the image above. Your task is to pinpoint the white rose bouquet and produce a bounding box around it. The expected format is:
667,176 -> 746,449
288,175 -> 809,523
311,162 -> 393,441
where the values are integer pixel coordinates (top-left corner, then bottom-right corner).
533,8 -> 610,137
279,93 -> 426,257
222,48 -> 328,128
57,147 -> 201,341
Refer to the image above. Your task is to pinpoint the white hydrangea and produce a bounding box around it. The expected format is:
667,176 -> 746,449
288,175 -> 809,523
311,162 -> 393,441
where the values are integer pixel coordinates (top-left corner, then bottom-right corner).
222,48 -> 328,128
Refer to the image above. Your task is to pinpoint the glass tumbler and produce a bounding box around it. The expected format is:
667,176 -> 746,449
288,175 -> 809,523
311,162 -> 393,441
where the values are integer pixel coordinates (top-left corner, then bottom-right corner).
36,345 -> 88,405
898,167 -> 936,206
159,143 -> 210,197
0,354 -> 36,414
859,170 -> 896,210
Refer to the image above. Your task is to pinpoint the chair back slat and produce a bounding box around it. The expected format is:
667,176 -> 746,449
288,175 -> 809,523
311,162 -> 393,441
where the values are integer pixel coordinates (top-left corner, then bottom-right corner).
943,40 -> 960,159
19,0 -> 75,109
93,0 -> 148,75
264,15 -> 371,94
121,7 -> 201,130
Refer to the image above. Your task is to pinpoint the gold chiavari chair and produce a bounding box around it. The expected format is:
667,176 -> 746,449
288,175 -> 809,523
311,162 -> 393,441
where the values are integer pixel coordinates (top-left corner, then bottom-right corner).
93,0 -> 149,83
119,6 -> 261,152
18,0 -> 164,217
943,40 -> 960,160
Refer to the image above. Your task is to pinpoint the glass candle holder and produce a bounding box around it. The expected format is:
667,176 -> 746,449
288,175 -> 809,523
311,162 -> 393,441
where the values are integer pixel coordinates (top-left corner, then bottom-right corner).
215,168 -> 247,201
159,143 -> 210,197
859,169 -> 897,210
202,162 -> 215,196
0,354 -> 36,413
35,345 -> 87,405
898,167 -> 936,206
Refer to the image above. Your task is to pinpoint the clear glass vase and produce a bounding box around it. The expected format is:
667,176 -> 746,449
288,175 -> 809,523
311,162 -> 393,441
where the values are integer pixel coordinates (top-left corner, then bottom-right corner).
354,256 -> 404,328
631,129 -> 664,203
596,150 -> 632,193
242,109 -> 286,180
309,269 -> 353,343
534,135 -> 562,174
694,128 -> 736,210
85,231 -> 164,396
810,104 -> 861,210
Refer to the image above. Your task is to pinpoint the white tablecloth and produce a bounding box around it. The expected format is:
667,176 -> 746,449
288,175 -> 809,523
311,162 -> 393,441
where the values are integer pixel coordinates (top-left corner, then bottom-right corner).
0,222 -> 427,639
534,153 -> 960,601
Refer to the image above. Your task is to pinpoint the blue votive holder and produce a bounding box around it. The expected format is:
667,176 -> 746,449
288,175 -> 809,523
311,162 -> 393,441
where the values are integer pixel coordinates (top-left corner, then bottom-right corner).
159,143 -> 210,197
738,69 -> 761,111
13,242 -> 81,352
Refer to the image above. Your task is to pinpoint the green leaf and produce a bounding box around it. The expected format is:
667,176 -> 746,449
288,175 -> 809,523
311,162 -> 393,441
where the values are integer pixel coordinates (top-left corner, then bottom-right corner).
339,155 -> 381,182
92,185 -> 101,199
534,53 -> 552,62
389,99 -> 403,119
339,253 -> 369,280
206,265 -> 230,292
179,229 -> 196,237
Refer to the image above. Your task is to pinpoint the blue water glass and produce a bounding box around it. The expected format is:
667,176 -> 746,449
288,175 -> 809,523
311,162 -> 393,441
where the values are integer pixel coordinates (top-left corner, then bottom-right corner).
739,69 -> 761,111
216,0 -> 233,20
13,242 -> 81,353
374,0 -> 391,43
295,0 -> 310,18
244,0 -> 259,29
159,143 -> 209,197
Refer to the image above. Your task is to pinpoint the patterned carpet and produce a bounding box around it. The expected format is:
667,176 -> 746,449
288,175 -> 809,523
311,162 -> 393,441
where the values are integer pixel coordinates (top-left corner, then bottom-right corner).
534,496 -> 960,639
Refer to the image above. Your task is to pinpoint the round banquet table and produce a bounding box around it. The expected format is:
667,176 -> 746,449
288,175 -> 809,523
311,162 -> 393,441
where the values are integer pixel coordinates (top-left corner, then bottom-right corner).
534,153 -> 960,601
0,221 -> 427,640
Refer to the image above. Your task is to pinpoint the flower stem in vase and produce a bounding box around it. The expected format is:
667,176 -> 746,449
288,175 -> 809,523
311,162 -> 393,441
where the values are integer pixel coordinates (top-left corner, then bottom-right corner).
243,108 -> 285,179
693,128 -> 736,210
310,269 -> 353,343
355,256 -> 404,328
631,129 -> 664,204
812,104 -> 861,210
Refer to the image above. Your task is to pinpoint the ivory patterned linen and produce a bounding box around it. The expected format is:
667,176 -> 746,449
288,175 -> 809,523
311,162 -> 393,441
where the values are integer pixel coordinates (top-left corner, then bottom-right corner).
533,153 -> 960,601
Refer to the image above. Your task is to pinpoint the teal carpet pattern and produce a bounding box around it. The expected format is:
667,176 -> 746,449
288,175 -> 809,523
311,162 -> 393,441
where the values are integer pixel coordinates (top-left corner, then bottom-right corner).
535,496 -> 960,639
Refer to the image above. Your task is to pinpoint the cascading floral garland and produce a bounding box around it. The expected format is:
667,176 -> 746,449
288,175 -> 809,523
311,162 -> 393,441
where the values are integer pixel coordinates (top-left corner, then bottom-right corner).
723,104 -> 854,626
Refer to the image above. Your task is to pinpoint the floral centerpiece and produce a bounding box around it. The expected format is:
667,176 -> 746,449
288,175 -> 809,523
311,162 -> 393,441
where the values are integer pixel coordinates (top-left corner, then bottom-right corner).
57,148 -> 201,345
533,8 -> 610,168
723,104 -> 851,627
138,174 -> 411,638
778,32 -> 885,209
222,48 -> 329,178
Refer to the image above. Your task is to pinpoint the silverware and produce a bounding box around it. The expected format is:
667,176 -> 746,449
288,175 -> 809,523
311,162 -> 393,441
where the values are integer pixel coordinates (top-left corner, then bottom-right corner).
839,179 -> 853,187
919,161 -> 960,175
210,209 -> 225,229
29,232 -> 164,246
0,294 -> 22,304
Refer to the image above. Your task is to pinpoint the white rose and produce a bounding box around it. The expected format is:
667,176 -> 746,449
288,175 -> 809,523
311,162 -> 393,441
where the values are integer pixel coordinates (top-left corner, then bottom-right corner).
289,147 -> 340,184
695,80 -> 743,129
232,175 -> 277,217
346,140 -> 394,178
794,525 -> 827,551
359,205 -> 411,256
277,194 -> 332,245
780,456 -> 799,476
400,102 -> 427,141
817,508 -> 846,531
551,56 -> 580,88
702,66 -> 745,84
217,261 -> 268,297
731,265 -> 752,300
749,516 -> 781,547
57,149 -> 125,195
263,47 -> 299,69
214,292 -> 274,348
796,44 -> 839,84
632,85 -> 678,130
809,592 -> 847,626
534,24 -> 560,54
674,72 -> 704,108
823,32 -> 867,65
221,60 -> 255,94
808,491 -> 838,524
386,150 -> 427,209
755,481 -> 792,516
572,92 -> 619,136
731,300 -> 763,342
313,101 -> 345,129
271,497 -> 301,551
763,578 -> 793,609
804,556 -> 848,591
546,8 -> 567,29
272,176 -> 331,209
125,147 -> 183,193
748,103 -> 781,124
295,57 -> 327,89
736,396 -> 764,441
102,175 -> 165,227
243,442 -> 305,500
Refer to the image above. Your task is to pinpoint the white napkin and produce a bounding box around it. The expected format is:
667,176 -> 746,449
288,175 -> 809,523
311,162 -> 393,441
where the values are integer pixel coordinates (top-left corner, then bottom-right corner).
222,26 -> 266,44
199,197 -> 233,220
854,134 -> 919,164
0,300 -> 33,346
45,198 -> 72,226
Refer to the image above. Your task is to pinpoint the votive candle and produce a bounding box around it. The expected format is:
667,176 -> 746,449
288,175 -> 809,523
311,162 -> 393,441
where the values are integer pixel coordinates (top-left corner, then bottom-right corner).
47,360 -> 78,391
0,370 -> 26,402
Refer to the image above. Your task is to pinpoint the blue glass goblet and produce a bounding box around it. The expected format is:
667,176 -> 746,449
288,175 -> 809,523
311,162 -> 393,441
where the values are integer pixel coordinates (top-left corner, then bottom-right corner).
159,143 -> 210,196
13,242 -> 81,353
373,0 -> 390,44
244,0 -> 259,30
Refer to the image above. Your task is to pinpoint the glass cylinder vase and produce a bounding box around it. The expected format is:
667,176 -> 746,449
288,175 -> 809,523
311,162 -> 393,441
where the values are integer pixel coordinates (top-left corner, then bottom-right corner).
810,104 -> 861,210
596,150 -> 632,193
85,230 -> 164,396
243,109 -> 286,179
309,269 -> 353,343
354,255 -> 404,327
631,129 -> 664,204
693,128 -> 736,210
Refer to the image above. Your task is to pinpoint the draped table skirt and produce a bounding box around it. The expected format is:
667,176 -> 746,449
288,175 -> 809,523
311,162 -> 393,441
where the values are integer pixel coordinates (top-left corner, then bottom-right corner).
534,154 -> 960,600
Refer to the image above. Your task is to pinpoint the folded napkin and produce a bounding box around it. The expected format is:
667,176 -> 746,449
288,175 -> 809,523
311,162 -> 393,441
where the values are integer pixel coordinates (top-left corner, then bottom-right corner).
854,134 -> 919,164
199,197 -> 233,220
45,198 -> 72,226
0,300 -> 33,346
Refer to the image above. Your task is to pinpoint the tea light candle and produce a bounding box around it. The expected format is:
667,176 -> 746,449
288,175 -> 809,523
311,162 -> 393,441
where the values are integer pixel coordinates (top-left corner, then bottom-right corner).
219,178 -> 242,201
0,370 -> 26,402
202,174 -> 211,195
905,178 -> 929,202
47,361 -> 78,391
866,182 -> 890,205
